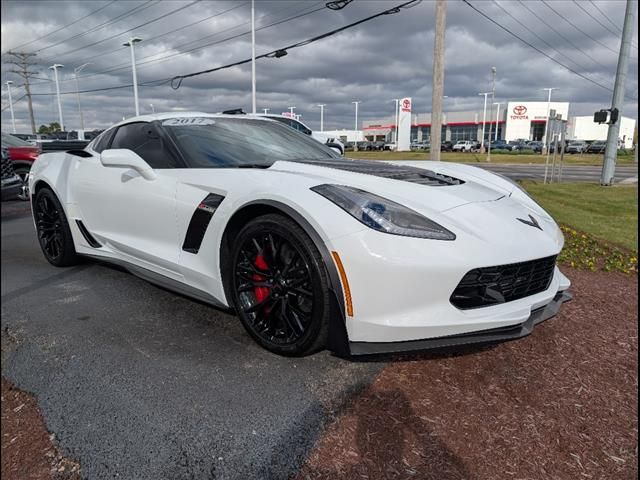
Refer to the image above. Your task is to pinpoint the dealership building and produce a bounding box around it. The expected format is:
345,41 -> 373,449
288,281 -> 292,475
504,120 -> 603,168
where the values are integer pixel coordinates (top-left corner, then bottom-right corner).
340,100 -> 636,149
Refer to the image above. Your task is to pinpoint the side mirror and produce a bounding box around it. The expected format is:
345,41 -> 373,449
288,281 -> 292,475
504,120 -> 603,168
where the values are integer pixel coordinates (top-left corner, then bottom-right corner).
100,149 -> 156,180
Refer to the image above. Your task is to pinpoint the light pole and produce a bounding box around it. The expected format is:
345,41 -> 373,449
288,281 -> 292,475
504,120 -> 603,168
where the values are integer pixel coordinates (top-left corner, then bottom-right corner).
6,81 -> 16,133
49,64 -> 64,131
317,104 -> 326,131
486,66 -> 497,162
251,0 -> 256,114
262,108 -> 269,114
288,106 -> 295,116
149,103 -> 155,113
493,102 -> 502,140
73,62 -> 92,132
352,101 -> 360,150
478,92 -> 490,152
542,87 -> 557,153
123,37 -> 143,116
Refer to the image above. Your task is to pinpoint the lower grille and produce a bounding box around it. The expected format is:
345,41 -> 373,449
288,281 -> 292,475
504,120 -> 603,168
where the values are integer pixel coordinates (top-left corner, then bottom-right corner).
450,255 -> 557,309
1,157 -> 16,180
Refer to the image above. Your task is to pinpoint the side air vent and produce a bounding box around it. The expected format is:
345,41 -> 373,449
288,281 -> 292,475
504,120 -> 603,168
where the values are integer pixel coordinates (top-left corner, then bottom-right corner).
182,193 -> 225,254
75,220 -> 102,248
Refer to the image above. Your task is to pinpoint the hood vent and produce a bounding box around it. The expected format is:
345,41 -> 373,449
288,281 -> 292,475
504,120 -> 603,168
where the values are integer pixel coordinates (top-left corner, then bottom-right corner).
291,158 -> 464,186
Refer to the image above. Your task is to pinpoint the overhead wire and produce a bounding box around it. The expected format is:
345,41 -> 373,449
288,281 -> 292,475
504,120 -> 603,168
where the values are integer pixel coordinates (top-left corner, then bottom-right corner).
587,0 -> 622,33
171,0 -> 422,88
574,0 -> 638,50
462,0 -> 613,92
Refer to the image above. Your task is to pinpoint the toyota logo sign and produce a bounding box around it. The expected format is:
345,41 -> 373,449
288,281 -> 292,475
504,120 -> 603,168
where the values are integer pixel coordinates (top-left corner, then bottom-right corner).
402,99 -> 411,109
513,105 -> 527,115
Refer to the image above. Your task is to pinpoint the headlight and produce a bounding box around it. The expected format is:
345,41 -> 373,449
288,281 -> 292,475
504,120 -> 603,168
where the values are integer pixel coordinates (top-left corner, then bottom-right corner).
311,184 -> 455,240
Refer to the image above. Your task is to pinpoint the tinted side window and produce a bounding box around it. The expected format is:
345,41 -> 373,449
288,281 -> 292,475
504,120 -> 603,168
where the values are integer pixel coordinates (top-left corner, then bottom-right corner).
110,122 -> 177,168
92,128 -> 115,153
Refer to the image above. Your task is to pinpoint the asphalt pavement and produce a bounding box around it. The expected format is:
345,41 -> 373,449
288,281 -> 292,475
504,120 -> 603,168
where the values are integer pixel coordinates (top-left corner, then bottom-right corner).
1,203 -> 380,480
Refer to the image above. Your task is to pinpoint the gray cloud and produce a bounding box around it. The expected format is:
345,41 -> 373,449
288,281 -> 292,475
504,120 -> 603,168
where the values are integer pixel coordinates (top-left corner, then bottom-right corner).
1,0 -> 637,133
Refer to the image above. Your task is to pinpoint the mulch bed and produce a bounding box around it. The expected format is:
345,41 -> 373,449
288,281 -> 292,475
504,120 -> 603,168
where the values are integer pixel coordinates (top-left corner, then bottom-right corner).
1,378 -> 80,480
297,269 -> 638,480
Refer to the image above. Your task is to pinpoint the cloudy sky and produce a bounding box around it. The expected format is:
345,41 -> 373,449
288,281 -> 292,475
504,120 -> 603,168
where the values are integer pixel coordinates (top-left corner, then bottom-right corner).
1,0 -> 638,133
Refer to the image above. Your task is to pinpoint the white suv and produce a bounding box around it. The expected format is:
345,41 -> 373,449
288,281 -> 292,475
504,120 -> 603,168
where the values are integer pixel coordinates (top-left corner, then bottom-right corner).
452,140 -> 476,152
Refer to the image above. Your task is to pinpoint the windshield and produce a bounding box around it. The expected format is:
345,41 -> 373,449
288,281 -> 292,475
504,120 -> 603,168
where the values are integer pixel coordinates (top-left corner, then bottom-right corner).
162,117 -> 339,168
1,133 -> 31,147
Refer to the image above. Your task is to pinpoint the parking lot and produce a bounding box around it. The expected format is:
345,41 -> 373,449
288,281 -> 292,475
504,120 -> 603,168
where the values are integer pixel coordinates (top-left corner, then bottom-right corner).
1,201 -> 380,479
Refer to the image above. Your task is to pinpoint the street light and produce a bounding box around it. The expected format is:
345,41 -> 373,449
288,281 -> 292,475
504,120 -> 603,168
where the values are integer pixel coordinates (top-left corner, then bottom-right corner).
317,104 -> 326,131
262,108 -> 269,114
251,0 -> 256,113
352,101 -> 361,151
542,87 -> 557,153
149,103 -> 155,113
5,81 -> 16,133
288,106 -> 295,116
391,99 -> 399,144
73,62 -> 92,133
123,37 -> 143,116
49,64 -> 65,131
478,92 -> 491,152
486,66 -> 497,162
492,102 -> 502,140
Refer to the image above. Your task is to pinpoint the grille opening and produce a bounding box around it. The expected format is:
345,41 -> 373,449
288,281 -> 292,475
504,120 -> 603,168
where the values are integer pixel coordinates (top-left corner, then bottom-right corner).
450,255 -> 557,309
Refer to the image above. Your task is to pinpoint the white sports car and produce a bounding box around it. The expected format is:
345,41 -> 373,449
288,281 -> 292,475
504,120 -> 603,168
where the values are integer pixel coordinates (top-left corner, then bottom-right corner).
29,112 -> 571,356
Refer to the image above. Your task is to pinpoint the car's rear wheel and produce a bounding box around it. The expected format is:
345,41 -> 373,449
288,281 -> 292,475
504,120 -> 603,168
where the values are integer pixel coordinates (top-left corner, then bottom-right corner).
33,188 -> 79,267
230,214 -> 330,356
13,165 -> 30,201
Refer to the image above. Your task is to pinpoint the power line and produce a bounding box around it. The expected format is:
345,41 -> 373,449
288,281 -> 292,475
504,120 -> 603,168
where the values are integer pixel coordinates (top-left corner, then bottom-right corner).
577,0 -> 638,50
47,0 -> 202,62
540,0 -> 618,54
34,0 -> 158,54
171,0 -> 422,88
33,1 -> 325,87
492,0 -> 599,74
30,77 -> 173,96
462,0 -> 613,92
588,0 -> 622,33
1,1 -> 117,54
517,0 -> 612,71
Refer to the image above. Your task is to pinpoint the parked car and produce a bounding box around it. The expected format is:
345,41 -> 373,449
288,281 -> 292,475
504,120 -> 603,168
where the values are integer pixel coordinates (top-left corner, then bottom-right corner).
410,140 -> 429,151
441,141 -> 454,152
29,111 -> 571,356
383,142 -> 396,151
452,140 -> 476,152
566,141 -> 588,154
255,114 -> 345,155
508,140 -> 530,151
1,148 -> 23,201
370,140 -> 385,151
528,141 -> 543,153
585,141 -> 606,154
490,140 -> 513,151
1,132 -> 41,200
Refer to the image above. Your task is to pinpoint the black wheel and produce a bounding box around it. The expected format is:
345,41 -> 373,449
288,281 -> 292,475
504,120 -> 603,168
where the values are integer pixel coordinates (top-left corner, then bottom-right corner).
33,188 -> 79,267
230,214 -> 330,356
13,165 -> 30,201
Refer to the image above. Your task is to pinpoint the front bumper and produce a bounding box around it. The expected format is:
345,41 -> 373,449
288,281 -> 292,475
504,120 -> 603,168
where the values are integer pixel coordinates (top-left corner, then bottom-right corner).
349,290 -> 572,355
1,178 -> 22,201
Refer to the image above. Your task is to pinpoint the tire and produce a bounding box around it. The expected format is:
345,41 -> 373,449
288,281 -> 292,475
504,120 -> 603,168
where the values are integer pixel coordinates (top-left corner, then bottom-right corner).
13,165 -> 30,201
33,188 -> 80,267
229,213 -> 331,356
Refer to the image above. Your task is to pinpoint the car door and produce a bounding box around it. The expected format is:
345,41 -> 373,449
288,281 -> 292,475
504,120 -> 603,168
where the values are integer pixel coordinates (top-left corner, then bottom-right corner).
71,122 -> 183,278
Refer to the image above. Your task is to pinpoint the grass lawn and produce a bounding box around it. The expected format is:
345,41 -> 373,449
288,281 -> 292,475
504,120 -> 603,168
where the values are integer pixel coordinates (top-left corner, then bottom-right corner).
345,150 -> 637,165
521,181 -> 638,251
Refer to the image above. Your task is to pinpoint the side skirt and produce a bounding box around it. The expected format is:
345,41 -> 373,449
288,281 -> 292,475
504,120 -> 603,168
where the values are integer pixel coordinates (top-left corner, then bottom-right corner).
81,253 -> 231,312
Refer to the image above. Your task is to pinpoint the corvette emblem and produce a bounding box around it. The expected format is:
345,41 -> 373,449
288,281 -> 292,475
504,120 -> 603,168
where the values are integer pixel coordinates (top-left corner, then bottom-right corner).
517,214 -> 542,230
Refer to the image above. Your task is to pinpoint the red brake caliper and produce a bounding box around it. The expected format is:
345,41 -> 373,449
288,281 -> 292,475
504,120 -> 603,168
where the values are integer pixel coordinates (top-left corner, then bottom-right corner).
253,254 -> 270,303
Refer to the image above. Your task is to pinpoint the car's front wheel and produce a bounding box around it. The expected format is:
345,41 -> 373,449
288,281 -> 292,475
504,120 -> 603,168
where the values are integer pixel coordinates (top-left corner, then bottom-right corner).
230,214 -> 331,356
33,188 -> 79,267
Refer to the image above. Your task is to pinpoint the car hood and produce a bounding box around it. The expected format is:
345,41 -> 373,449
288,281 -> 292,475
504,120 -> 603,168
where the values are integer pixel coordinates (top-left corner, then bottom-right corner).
269,158 -> 510,213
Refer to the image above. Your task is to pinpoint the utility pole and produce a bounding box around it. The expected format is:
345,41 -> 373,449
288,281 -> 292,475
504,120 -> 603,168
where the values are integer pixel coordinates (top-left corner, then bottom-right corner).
6,81 -> 16,133
493,102 -> 501,140
430,0 -> 447,161
478,92 -> 490,152
251,0 -> 257,114
486,66 -> 496,162
542,87 -> 557,154
49,64 -> 64,131
601,0 -> 637,185
5,51 -> 38,134
317,104 -> 326,131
